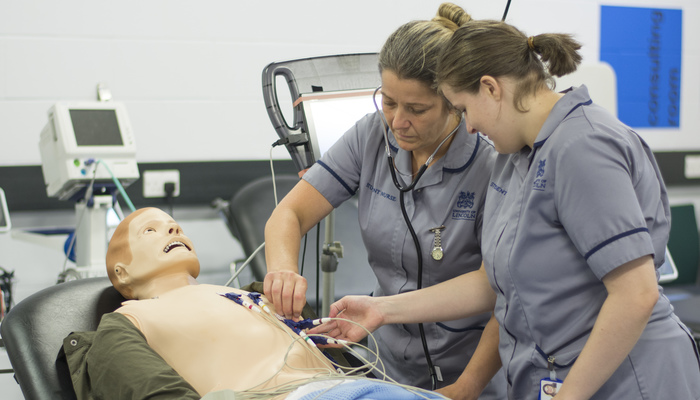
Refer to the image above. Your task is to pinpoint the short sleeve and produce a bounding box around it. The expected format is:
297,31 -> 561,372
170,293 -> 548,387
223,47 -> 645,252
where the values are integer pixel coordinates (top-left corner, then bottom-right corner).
554,125 -> 655,279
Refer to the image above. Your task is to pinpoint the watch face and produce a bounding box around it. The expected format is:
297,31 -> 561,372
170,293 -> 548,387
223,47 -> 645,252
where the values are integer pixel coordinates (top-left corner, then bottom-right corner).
431,248 -> 443,261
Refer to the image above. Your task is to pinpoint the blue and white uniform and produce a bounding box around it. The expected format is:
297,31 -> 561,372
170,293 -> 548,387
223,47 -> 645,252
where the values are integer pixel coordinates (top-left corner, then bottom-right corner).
303,111 -> 505,396
482,85 -> 700,399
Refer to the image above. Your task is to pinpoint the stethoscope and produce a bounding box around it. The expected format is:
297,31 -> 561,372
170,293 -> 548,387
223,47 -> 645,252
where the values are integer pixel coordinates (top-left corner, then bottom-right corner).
367,0 -> 512,390
372,85 -> 463,390
372,86 -> 462,193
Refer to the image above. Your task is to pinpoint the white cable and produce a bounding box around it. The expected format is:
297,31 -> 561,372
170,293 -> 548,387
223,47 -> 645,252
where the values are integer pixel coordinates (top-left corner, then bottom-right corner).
95,159 -> 136,212
229,315 -> 444,400
225,146 -> 283,287
225,242 -> 266,287
269,146 -> 279,206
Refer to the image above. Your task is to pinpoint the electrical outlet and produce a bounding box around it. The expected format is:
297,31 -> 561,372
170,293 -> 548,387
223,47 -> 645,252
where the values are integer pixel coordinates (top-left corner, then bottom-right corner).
143,170 -> 181,198
685,155 -> 700,179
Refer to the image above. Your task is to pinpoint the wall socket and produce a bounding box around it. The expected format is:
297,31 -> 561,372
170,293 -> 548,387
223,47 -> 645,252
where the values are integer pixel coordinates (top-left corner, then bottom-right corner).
143,169 -> 181,198
685,155 -> 700,179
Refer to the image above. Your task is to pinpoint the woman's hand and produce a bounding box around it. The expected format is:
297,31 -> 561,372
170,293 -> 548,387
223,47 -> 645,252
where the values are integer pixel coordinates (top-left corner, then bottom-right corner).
263,179 -> 334,321
263,270 -> 308,321
311,266 -> 497,343
308,295 -> 385,344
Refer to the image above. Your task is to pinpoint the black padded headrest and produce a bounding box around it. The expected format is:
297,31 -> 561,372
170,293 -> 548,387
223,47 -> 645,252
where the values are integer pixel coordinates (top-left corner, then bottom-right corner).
0,277 -> 125,400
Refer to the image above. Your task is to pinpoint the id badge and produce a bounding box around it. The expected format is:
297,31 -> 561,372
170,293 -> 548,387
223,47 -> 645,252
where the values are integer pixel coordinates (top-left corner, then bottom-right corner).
539,378 -> 562,399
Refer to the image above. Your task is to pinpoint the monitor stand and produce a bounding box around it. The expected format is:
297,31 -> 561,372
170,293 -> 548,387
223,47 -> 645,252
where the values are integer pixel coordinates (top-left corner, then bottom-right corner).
73,194 -> 112,278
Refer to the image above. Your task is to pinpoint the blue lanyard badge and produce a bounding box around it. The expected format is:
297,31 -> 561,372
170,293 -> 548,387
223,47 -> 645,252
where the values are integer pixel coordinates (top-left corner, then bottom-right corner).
539,354 -> 563,399
539,377 -> 563,399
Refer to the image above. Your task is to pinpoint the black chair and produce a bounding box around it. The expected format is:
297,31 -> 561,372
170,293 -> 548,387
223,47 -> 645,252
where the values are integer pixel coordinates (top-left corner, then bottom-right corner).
665,204 -> 700,287
663,204 -> 700,342
0,278 -> 125,400
218,174 -> 376,311
218,175 -> 300,281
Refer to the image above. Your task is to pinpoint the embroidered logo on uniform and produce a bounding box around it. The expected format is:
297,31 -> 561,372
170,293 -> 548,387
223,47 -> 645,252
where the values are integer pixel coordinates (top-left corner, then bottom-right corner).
457,191 -> 475,209
533,159 -> 547,191
452,191 -> 477,221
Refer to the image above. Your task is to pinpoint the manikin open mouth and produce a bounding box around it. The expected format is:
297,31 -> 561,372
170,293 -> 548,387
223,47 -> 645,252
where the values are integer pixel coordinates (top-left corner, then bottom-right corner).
163,241 -> 191,253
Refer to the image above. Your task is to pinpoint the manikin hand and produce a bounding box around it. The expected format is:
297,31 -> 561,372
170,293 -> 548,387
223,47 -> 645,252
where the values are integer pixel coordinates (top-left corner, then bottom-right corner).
263,270 -> 308,321
308,295 -> 384,345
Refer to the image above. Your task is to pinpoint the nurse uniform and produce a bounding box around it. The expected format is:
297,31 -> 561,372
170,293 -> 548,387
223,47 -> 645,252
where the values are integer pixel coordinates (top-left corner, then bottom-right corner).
303,111 -> 505,397
482,85 -> 700,399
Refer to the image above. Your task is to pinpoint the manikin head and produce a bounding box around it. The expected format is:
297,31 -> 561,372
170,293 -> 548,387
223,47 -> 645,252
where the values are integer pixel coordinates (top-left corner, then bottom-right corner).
106,207 -> 200,299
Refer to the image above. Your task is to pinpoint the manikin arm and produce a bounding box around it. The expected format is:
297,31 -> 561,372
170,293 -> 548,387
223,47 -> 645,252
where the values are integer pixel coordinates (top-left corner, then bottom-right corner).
264,179 -> 334,320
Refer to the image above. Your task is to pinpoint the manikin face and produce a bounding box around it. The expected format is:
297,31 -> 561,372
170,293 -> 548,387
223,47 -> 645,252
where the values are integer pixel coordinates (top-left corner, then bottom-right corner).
380,70 -> 456,156
119,208 -> 200,286
441,83 -> 523,154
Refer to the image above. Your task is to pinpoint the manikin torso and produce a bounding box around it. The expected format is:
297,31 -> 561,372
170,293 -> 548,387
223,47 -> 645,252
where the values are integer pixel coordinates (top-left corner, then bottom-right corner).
116,283 -> 335,397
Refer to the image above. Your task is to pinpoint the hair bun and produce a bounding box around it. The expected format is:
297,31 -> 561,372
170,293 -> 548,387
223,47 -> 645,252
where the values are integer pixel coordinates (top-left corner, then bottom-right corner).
434,2 -> 472,29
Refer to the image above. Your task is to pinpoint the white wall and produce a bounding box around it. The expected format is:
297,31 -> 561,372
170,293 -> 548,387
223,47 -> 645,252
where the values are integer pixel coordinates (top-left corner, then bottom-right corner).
1,0 -> 698,165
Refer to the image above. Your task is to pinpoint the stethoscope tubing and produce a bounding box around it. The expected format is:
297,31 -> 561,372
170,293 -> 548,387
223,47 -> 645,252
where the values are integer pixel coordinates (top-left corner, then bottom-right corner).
372,84 -> 465,390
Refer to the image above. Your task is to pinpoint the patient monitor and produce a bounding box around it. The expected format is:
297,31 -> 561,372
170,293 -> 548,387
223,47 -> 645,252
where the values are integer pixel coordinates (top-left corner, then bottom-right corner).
38,102 -> 139,278
39,102 -> 139,201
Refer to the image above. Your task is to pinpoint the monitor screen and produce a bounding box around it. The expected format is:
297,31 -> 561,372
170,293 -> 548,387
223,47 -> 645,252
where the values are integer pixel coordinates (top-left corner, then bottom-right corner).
70,109 -> 124,146
38,101 -> 139,200
301,89 -> 380,162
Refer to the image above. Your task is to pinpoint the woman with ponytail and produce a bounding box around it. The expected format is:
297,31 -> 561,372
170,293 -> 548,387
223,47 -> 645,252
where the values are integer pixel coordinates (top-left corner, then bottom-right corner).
320,19 -> 700,400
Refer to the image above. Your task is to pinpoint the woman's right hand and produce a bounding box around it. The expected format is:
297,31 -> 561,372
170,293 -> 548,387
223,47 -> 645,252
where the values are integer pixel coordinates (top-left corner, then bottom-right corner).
263,179 -> 335,321
309,295 -> 385,344
263,270 -> 308,321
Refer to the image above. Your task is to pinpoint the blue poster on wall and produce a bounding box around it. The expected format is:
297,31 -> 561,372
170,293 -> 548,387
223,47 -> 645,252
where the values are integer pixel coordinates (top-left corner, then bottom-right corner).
600,6 -> 682,128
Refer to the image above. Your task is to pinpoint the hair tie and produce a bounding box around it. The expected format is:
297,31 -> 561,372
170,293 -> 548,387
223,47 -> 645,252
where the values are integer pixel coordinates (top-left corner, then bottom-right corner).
527,36 -> 536,51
